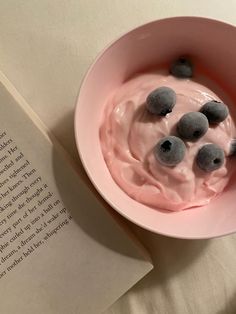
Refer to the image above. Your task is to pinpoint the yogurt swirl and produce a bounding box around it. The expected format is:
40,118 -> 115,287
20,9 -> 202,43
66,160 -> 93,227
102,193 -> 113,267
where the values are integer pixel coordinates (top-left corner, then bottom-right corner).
100,71 -> 236,211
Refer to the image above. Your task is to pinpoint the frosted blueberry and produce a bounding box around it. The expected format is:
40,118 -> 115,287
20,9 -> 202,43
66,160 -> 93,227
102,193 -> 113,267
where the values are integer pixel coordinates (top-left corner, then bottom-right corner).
229,139 -> 236,156
200,100 -> 229,124
196,143 -> 224,172
154,136 -> 186,167
177,112 -> 209,141
170,57 -> 193,78
146,86 -> 176,116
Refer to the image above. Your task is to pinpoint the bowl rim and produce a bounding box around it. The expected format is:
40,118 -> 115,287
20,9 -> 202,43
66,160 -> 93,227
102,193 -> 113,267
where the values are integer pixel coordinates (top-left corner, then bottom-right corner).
74,16 -> 236,239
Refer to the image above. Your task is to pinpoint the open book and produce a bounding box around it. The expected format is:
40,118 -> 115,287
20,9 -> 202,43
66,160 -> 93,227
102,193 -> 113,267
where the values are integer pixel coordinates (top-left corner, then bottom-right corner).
0,71 -> 152,314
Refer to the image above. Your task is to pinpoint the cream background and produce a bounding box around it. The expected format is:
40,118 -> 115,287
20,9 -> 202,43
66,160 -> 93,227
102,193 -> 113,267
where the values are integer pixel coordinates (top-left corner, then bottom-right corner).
0,1 -> 236,313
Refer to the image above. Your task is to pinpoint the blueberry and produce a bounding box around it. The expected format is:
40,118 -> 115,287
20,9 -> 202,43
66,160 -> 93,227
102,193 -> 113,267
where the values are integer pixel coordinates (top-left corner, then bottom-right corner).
146,86 -> 176,116
200,100 -> 229,124
196,143 -> 225,172
170,57 -> 193,78
177,112 -> 209,141
154,136 -> 186,167
229,139 -> 236,156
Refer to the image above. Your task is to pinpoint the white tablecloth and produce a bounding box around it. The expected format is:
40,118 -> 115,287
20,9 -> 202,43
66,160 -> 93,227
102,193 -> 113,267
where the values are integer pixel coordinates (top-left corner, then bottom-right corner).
0,1 -> 236,313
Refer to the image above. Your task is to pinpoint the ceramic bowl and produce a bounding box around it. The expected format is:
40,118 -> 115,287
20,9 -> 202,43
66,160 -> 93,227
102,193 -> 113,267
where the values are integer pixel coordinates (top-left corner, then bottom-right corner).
75,17 -> 236,239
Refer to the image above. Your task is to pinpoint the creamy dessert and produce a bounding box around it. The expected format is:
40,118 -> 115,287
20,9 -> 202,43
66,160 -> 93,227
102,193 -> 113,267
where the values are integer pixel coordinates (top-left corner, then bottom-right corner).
100,59 -> 236,211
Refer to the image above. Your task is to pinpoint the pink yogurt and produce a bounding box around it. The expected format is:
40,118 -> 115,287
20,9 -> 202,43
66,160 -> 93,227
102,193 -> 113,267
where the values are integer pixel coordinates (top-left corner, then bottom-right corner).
100,70 -> 236,211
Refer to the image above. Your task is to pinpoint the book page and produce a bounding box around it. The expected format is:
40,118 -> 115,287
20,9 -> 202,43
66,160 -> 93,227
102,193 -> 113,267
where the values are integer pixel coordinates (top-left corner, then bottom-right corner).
0,81 -> 152,314
0,129 -> 70,276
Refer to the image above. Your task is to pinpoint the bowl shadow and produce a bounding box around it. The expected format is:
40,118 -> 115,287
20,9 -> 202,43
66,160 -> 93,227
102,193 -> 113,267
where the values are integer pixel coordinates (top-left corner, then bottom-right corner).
125,222 -> 210,289
51,109 -> 151,261
217,291 -> 236,314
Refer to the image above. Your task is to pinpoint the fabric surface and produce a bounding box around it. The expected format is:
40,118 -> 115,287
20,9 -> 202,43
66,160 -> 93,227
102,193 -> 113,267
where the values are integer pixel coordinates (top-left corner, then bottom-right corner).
0,1 -> 236,313
105,225 -> 236,314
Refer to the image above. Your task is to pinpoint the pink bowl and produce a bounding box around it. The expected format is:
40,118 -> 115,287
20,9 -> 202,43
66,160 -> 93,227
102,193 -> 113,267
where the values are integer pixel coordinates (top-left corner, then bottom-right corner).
74,17 -> 236,239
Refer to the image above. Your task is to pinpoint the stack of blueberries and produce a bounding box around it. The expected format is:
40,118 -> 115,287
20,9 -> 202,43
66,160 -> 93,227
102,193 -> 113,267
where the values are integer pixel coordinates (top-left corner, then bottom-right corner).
147,58 -> 230,172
